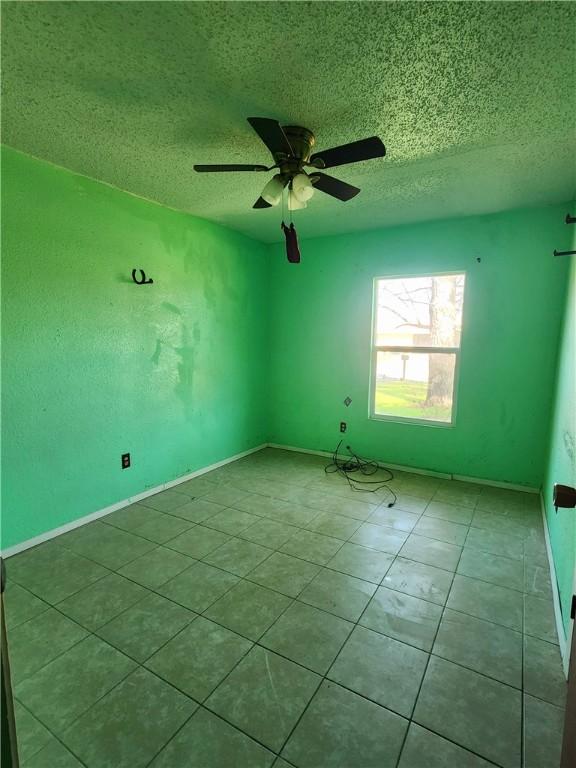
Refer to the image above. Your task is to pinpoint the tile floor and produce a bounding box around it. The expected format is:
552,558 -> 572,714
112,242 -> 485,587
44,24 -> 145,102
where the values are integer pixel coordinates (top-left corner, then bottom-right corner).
5,448 -> 567,768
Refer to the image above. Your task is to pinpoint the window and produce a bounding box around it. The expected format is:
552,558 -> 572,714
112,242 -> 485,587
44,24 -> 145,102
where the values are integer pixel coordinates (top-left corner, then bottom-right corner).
370,273 -> 466,425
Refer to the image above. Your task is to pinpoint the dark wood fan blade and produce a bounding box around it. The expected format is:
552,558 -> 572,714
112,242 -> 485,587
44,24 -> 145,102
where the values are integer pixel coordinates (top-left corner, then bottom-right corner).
310,137 -> 385,169
311,173 -> 360,201
194,164 -> 268,172
247,118 -> 293,157
253,197 -> 272,209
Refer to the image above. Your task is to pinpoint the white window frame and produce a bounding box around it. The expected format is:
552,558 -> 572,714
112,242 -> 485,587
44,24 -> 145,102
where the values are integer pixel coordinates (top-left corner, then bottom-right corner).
369,272 -> 466,428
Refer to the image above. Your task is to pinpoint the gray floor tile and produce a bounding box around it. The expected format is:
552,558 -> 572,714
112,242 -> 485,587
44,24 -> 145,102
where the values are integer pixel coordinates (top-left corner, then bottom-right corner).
56,572 -> 148,631
60,522 -> 156,570
476,488 -> 536,514
414,656 -> 521,768
260,601 -> 353,674
433,608 -> 522,688
424,501 -> 474,525
128,511 -> 193,544
398,723 -> 494,767
171,476 -> 218,497
97,592 -> 196,662
524,563 -> 553,598
280,529 -> 343,565
465,527 -> 524,561
7,450 -> 566,768
298,568 -> 376,622
274,485 -> 334,510
168,498 -> 225,523
234,494 -> 294,518
8,608 -> 88,683
447,574 -> 523,631
139,490 -> 190,513
523,694 -> 564,768
146,616 -> 252,700
282,680 -> 407,768
273,759 -> 294,768
204,579 -> 291,640
523,531 -> 548,566
273,503 -> 322,527
306,511 -> 362,539
328,625 -> 428,717
3,582 -> 49,630
150,708 -> 275,768
165,525 -> 230,559
360,586 -> 442,651
383,557 -> 453,605
393,494 -> 429,514
202,484 -> 251,506
203,536 -> 272,576
117,545 -> 195,588
158,561 -> 238,612
61,667 -> 195,768
399,533 -> 462,571
398,479 -> 440,499
457,547 -> 523,591
368,506 -> 421,532
471,510 -> 528,539
7,543 -> 109,604
206,646 -> 320,752
248,552 -> 320,597
326,542 -> 394,583
524,594 -> 558,643
204,507 -> 261,535
23,739 -> 83,767
15,635 -> 136,735
523,635 -> 567,706
349,523 -> 408,554
239,518 -> 299,549
324,497 -> 377,521
413,516 -> 468,546
104,503 -> 163,532
433,484 -> 481,508
15,701 -> 54,763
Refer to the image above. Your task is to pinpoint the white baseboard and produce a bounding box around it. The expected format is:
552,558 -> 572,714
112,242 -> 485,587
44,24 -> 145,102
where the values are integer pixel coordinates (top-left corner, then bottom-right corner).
1,443 -> 267,559
267,442 -> 539,491
539,492 -> 569,675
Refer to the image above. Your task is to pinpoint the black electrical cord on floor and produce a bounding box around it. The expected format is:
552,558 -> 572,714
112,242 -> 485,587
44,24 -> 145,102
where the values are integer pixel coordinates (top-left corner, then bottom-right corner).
324,440 -> 397,507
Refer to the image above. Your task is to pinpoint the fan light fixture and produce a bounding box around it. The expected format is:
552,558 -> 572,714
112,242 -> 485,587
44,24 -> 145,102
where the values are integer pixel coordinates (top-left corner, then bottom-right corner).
292,173 -> 314,203
261,174 -> 285,206
288,190 -> 307,210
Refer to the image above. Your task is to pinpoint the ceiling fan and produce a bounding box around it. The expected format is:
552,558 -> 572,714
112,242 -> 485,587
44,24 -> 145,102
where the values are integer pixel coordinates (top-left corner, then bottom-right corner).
194,117 -> 386,210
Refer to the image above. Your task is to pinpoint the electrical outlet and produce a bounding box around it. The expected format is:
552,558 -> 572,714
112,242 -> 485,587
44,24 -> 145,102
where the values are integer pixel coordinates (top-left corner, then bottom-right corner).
340,422 -> 347,433
121,453 -> 131,469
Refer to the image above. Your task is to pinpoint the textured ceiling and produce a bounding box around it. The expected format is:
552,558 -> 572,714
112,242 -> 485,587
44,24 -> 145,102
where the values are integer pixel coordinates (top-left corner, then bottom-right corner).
2,1 -> 575,243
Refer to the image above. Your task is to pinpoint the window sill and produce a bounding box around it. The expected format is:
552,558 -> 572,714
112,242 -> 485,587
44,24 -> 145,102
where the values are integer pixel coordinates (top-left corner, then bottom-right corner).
369,413 -> 455,428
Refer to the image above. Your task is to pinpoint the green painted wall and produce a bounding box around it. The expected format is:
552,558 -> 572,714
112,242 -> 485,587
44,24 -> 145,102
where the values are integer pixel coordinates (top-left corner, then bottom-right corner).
269,206 -> 570,487
1,147 -> 269,550
544,217 -> 575,637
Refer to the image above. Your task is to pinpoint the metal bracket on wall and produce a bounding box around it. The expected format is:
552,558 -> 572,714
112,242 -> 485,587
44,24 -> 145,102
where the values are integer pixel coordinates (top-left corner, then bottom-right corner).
553,483 -> 576,511
131,269 -> 153,284
552,213 -> 576,256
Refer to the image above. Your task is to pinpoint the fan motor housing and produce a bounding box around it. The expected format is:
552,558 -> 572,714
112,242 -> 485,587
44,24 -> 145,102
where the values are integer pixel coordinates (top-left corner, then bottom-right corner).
277,126 -> 315,172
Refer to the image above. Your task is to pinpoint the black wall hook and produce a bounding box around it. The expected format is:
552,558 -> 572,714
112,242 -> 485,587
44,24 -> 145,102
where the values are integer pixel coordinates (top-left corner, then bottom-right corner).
554,249 -> 576,257
132,269 -> 153,284
566,214 -> 576,225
